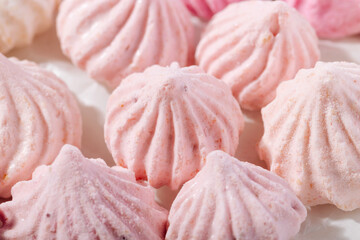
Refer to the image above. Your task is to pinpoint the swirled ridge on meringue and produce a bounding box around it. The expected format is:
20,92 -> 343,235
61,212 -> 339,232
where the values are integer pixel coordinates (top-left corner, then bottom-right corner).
0,53 -> 81,198
259,61 -> 360,211
166,150 -> 307,240
105,63 -> 244,190
282,0 -> 360,39
0,145 -> 168,239
57,0 -> 196,89
181,0 -> 244,20
0,0 -> 57,53
196,1 -> 320,111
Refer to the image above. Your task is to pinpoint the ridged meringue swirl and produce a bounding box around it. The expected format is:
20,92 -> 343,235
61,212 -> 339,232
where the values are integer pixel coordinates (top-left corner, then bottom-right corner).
0,145 -> 168,240
0,0 -> 57,53
105,63 -> 244,190
166,150 -> 307,240
0,54 -> 81,198
57,0 -> 196,89
181,0 -> 243,20
196,1 -> 320,111
259,61 -> 360,211
282,0 -> 360,39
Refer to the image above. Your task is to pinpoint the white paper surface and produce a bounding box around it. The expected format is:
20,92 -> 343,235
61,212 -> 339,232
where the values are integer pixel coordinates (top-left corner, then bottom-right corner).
6,26 -> 360,240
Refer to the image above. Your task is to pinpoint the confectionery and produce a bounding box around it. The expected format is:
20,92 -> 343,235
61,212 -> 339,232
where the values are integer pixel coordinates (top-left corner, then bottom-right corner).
0,145 -> 168,239
105,63 -> 244,190
259,61 -> 360,211
166,150 -> 307,240
181,0 -> 243,20
0,0 -> 58,53
196,1 -> 320,110
0,54 -> 82,198
57,0 -> 196,89
282,0 -> 360,39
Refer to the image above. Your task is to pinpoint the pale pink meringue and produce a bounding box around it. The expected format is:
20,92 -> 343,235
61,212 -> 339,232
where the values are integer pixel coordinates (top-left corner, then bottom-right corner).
57,0 -> 196,89
282,0 -> 360,39
259,61 -> 360,211
196,1 -> 320,111
0,54 -> 82,198
181,0 -> 244,20
0,0 -> 58,53
105,63 -> 244,190
0,145 -> 168,239
166,150 -> 307,240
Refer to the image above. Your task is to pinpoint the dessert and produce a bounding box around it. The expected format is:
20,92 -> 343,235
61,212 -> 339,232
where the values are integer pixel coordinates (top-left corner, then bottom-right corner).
259,61 -> 360,211
0,0 -> 57,53
282,0 -> 360,39
0,145 -> 168,239
166,150 -> 307,240
181,0 -> 243,20
0,54 -> 82,198
57,0 -> 196,89
105,63 -> 244,190
196,1 -> 320,111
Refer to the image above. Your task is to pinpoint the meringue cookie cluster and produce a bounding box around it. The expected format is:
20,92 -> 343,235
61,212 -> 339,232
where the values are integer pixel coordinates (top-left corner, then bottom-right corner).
1,0 -> 360,239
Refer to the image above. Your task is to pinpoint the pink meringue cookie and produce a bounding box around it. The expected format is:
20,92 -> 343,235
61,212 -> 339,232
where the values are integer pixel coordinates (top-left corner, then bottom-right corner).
166,150 -> 307,240
0,54 -> 82,198
196,1 -> 320,111
57,0 -> 196,89
181,0 -> 244,20
105,63 -> 244,190
259,61 -> 360,211
0,145 -> 168,240
282,0 -> 360,39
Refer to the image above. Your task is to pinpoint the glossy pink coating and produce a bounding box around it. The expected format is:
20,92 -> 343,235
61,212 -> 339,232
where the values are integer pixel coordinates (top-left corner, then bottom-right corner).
105,63 -> 244,190
259,61 -> 360,211
166,150 -> 307,240
0,145 -> 168,239
196,1 -> 320,111
57,0 -> 196,89
282,0 -> 360,39
0,54 -> 81,198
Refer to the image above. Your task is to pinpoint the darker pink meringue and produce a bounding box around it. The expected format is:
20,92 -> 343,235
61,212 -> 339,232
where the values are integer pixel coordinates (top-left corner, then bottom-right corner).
282,0 -> 360,39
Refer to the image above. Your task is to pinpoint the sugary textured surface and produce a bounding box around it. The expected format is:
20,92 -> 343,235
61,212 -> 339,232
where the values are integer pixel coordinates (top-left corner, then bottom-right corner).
0,145 -> 168,239
181,0 -> 244,20
166,150 -> 307,240
0,0 -> 57,53
259,61 -> 360,211
196,1 -> 320,111
57,0 -> 196,89
105,63 -> 244,190
282,0 -> 360,39
0,54 -> 81,198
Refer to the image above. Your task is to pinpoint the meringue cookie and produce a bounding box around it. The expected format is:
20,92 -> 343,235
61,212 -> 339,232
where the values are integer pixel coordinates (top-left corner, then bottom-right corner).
181,0 -> 244,20
196,1 -> 320,111
57,0 -> 196,89
259,61 -> 360,211
0,145 -> 168,239
282,0 -> 360,39
105,63 -> 244,190
0,54 -> 82,198
166,150 -> 307,240
0,0 -> 57,53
